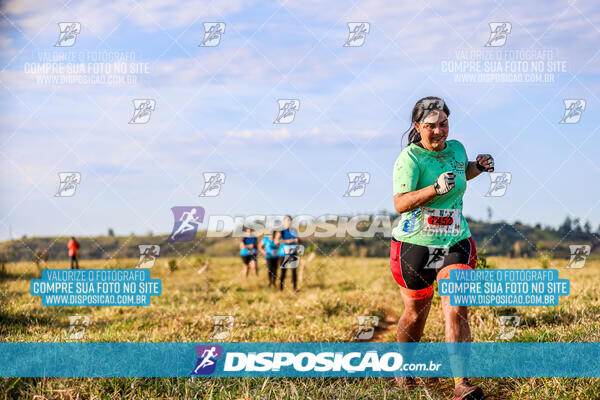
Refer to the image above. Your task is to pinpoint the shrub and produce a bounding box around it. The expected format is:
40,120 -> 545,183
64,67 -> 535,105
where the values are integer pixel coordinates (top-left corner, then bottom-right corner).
32,248 -> 43,270
477,249 -> 493,269
538,251 -> 553,269
0,253 -> 7,276
194,255 -> 207,266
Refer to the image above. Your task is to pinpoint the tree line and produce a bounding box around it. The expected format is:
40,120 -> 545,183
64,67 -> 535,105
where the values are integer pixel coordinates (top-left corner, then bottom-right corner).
0,215 -> 598,264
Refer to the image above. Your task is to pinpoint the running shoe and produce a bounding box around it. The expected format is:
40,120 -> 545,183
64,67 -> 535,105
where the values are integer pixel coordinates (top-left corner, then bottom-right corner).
452,379 -> 485,400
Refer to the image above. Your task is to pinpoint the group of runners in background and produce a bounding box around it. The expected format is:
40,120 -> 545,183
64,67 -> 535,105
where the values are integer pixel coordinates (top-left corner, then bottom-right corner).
238,215 -> 308,291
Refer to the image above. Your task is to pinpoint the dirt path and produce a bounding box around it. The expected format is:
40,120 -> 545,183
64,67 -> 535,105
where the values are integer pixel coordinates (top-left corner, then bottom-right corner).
371,310 -> 398,342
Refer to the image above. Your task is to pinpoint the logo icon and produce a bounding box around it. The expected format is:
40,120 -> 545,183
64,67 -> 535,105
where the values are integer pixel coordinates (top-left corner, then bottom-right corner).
273,99 -> 300,124
55,172 -> 81,197
402,209 -> 421,233
66,315 -> 89,340
344,172 -> 371,197
566,245 -> 590,269
485,22 -> 511,47
485,172 -> 512,197
199,172 -> 226,197
560,99 -> 586,124
419,99 -> 445,126
354,315 -> 379,340
452,160 -> 466,172
192,345 -> 222,375
209,315 -> 234,340
167,206 -> 205,242
281,245 -> 304,269
136,245 -> 160,268
497,315 -> 520,340
129,99 -> 156,124
424,247 -> 449,269
422,99 -> 445,115
344,22 -> 370,47
55,22 -> 81,47
199,23 -> 225,47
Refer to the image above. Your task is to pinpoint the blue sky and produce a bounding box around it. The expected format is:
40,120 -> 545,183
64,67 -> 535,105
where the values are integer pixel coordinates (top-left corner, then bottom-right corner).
1,0 -> 600,240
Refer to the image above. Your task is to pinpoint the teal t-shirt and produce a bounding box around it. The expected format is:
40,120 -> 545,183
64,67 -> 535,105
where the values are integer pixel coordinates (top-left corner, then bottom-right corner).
262,237 -> 279,258
391,139 -> 471,247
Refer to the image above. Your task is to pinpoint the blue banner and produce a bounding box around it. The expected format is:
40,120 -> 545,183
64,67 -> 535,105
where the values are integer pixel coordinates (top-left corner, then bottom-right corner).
1,343 -> 598,377
30,269 -> 162,306
438,269 -> 569,306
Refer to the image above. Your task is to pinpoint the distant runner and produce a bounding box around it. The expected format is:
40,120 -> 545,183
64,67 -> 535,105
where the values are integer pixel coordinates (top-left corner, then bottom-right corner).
67,237 -> 80,269
275,216 -> 301,291
239,227 -> 258,280
259,231 -> 279,288
390,97 -> 494,399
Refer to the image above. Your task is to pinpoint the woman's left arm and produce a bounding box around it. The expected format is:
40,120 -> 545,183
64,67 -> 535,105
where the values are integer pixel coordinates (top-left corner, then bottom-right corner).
466,154 -> 494,181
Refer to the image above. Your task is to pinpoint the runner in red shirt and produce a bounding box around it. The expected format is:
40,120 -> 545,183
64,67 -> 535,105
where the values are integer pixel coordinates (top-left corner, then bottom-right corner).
68,237 -> 80,269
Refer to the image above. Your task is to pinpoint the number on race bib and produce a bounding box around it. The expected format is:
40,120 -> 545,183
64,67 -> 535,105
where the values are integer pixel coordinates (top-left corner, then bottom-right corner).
421,208 -> 461,235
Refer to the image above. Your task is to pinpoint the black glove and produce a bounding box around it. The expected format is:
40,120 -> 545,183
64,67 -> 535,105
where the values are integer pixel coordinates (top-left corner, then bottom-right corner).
476,154 -> 494,172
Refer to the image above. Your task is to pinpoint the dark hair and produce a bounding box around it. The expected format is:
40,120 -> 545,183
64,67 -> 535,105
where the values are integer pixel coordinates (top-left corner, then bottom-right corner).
402,96 -> 450,147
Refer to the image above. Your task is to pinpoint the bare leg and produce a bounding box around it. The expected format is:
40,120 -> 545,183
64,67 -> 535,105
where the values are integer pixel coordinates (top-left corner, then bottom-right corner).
298,258 -> 305,285
249,259 -> 258,277
242,264 -> 249,280
441,295 -> 471,387
397,287 -> 433,342
441,296 -> 471,343
395,287 -> 432,387
437,264 -> 472,386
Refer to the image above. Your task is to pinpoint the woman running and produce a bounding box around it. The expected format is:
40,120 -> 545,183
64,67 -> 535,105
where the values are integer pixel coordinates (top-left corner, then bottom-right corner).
275,216 -> 301,291
391,97 -> 494,399
259,231 -> 279,288
239,227 -> 258,280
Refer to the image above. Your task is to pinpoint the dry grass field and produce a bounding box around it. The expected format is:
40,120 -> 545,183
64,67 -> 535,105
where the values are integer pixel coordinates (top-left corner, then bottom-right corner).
1,255 -> 599,399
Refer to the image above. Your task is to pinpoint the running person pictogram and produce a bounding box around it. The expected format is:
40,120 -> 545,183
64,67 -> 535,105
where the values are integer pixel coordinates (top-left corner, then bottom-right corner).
129,100 -> 154,123
193,346 -> 218,374
390,97 -> 494,399
169,208 -> 201,241
425,247 -> 448,269
140,246 -> 158,264
561,99 -> 585,123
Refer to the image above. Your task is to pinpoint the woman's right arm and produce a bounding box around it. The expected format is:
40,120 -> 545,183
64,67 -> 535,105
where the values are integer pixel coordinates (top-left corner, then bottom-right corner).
393,186 -> 437,214
393,171 -> 456,213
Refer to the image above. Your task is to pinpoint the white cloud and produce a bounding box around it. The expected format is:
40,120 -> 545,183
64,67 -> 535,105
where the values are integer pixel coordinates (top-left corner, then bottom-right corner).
1,0 -> 254,36
226,127 -> 290,140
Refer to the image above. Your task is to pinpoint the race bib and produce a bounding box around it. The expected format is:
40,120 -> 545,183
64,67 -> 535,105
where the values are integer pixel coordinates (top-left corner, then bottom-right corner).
421,208 -> 461,235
